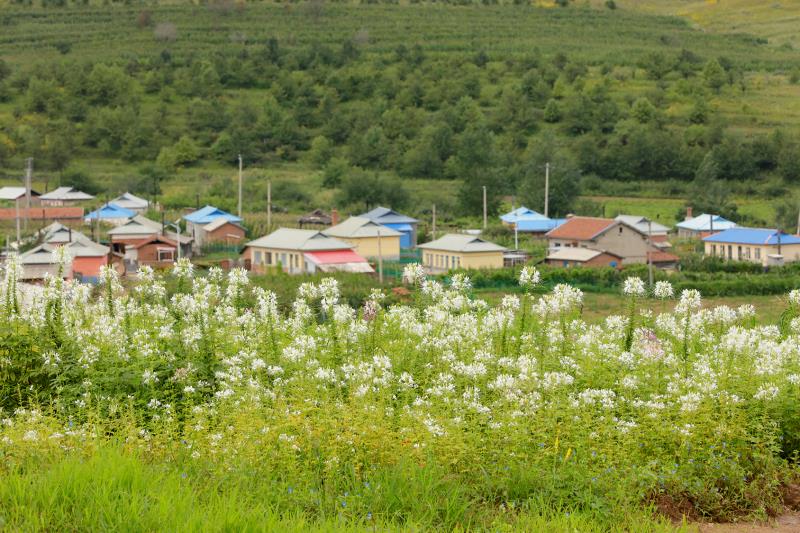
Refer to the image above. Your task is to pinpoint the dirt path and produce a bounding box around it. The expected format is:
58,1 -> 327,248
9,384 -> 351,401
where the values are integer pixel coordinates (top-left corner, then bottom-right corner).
697,512 -> 800,533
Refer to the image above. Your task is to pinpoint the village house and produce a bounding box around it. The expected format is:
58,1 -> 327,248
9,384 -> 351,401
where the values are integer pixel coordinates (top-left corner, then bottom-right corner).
419,233 -> 506,273
614,215 -> 672,248
242,228 -> 372,274
183,205 -> 243,251
0,186 -> 41,206
110,192 -> 149,214
107,215 -> 192,269
202,218 -> 246,247
676,209 -> 737,239
39,186 -> 94,207
19,231 -> 123,282
703,228 -> 800,266
359,206 -> 419,248
500,206 -> 565,235
323,216 -> 402,260
84,202 -> 137,226
545,247 -> 623,269
546,216 -> 679,268
126,235 -> 180,269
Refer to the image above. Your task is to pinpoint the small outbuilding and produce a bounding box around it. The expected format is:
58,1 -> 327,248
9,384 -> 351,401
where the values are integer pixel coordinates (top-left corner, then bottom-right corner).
419,233 -> 506,273
84,202 -> 137,226
676,212 -> 736,239
359,206 -> 419,248
39,186 -> 95,206
546,248 -> 622,269
324,217 -> 402,260
183,205 -> 243,251
110,192 -> 150,214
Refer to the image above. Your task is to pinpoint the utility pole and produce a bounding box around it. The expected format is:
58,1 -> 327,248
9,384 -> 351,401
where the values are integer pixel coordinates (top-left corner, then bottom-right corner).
795,205 -> 800,236
266,179 -> 272,231
431,204 -> 436,241
514,222 -> 519,250
377,227 -> 383,284
237,154 -> 243,218
482,186 -> 487,230
14,197 -> 20,248
544,162 -> 550,219
647,218 -> 654,289
24,158 -> 32,231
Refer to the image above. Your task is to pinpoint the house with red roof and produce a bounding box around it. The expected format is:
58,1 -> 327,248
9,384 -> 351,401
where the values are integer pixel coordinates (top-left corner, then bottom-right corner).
546,216 -> 679,269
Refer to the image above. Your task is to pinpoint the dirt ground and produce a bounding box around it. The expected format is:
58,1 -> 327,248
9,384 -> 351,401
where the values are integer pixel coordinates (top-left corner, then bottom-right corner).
697,512 -> 800,532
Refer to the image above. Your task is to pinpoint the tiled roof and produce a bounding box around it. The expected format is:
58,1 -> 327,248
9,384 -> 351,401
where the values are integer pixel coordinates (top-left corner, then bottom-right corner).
546,217 -> 616,240
183,205 -> 242,224
39,187 -> 94,201
246,228 -> 353,251
360,206 -> 418,224
646,250 -> 680,263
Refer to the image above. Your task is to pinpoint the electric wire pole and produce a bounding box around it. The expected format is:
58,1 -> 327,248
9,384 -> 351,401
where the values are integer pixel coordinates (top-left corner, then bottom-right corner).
237,154 -> 243,218
267,179 -> 272,232
24,158 -> 32,231
544,162 -> 550,219
482,186 -> 487,230
431,204 -> 436,241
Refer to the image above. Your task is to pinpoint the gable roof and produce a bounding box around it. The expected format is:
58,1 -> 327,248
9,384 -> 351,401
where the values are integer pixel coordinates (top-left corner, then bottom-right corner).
702,228 -> 800,246
39,187 -> 94,201
0,187 -> 41,200
324,216 -> 403,239
183,205 -> 242,224
546,217 -> 618,240
203,218 -> 244,232
614,215 -> 671,234
20,243 -> 59,265
246,228 -> 354,251
516,218 -> 566,233
42,223 -> 90,245
66,238 -> 110,257
676,214 -> 737,232
111,192 -> 149,210
360,206 -> 418,224
500,206 -> 549,224
418,233 -> 506,253
85,202 -> 137,220
546,248 -> 620,262
107,215 -> 163,236
134,235 -> 178,249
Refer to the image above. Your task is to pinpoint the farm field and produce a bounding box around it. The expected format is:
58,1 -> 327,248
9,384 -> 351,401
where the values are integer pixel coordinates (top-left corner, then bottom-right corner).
2,260 -> 800,530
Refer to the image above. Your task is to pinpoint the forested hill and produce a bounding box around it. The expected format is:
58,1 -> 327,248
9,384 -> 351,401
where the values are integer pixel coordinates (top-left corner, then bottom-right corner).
0,2 -> 799,223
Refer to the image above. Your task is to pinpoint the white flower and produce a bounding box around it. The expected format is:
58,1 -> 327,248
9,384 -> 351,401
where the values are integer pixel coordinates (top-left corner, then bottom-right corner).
519,266 -> 540,289
142,369 -> 159,386
402,263 -> 426,285
790,290 -> 800,306
622,277 -> 646,297
653,281 -> 674,299
676,289 -> 702,314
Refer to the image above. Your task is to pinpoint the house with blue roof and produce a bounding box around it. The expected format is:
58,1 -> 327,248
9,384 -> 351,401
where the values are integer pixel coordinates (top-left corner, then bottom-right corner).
676,212 -> 737,238
359,206 -> 418,248
703,228 -> 800,265
499,206 -> 566,235
84,203 -> 136,226
183,205 -> 243,251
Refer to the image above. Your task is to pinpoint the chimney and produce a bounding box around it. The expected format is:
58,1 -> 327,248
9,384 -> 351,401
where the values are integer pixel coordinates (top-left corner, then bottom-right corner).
686,206 -> 693,220
331,208 -> 339,226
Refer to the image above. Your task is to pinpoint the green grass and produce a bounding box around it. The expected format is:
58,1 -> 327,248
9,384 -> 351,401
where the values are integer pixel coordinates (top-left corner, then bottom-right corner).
0,443 -> 685,532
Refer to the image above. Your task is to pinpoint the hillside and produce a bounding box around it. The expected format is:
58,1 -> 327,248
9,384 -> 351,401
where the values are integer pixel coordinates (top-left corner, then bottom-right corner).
0,2 -> 798,231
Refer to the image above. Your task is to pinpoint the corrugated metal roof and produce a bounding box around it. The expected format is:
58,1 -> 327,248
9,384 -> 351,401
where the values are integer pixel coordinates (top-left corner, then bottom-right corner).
111,192 -> 149,209
246,228 -> 353,251
39,187 -> 94,201
85,203 -> 136,220
703,228 -> 800,246
324,217 -> 402,238
614,215 -> 671,234
203,218 -> 243,232
360,206 -> 418,224
0,187 -> 40,200
183,205 -> 242,224
676,214 -> 737,231
500,206 -> 548,224
418,233 -> 506,253
546,248 -> 606,262
516,218 -> 565,233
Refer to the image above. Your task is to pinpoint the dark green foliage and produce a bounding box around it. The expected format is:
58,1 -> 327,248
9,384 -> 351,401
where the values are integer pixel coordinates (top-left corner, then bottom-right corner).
337,170 -> 409,211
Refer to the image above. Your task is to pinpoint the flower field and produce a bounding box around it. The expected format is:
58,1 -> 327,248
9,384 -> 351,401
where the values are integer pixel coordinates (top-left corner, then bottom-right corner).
1,258 -> 799,531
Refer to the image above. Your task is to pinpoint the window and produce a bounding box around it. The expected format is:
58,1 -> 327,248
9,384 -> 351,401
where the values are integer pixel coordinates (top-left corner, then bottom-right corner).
157,248 -> 174,262
737,246 -> 742,260
755,248 -> 761,260
745,247 -> 751,259
254,251 -> 262,265
711,244 -> 716,256
452,256 -> 458,268
727,245 -> 732,260
265,252 -> 272,265
618,227 -> 623,235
